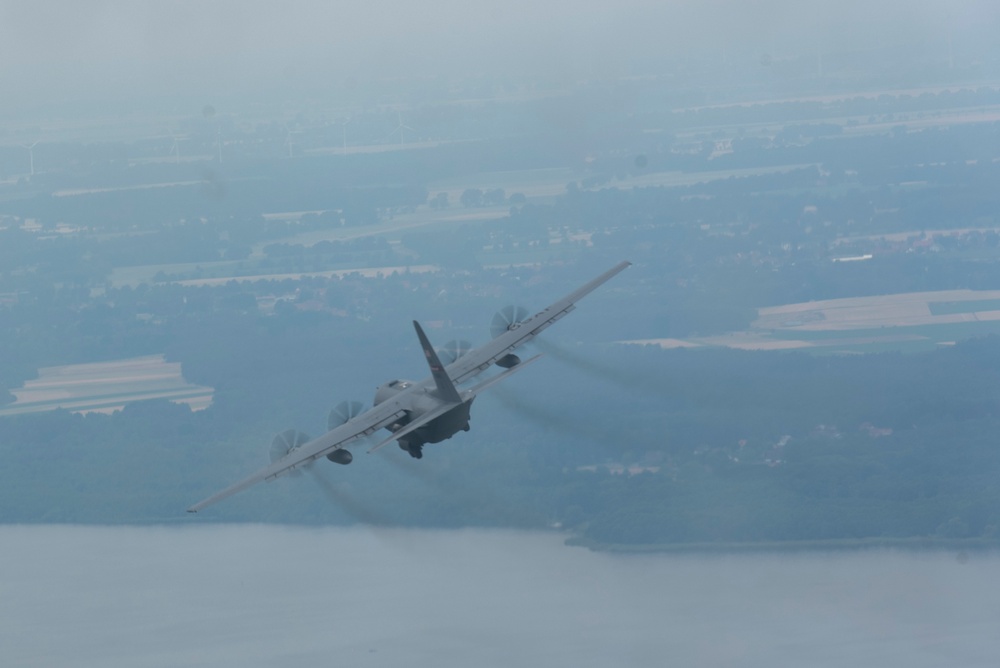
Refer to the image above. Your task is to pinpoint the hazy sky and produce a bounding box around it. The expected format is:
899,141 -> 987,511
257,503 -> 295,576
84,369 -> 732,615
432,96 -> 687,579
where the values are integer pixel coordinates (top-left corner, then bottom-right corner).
1,1 -> 999,110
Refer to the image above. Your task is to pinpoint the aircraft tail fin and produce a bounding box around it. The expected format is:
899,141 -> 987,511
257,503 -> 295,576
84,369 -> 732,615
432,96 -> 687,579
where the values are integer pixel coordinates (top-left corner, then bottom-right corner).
413,320 -> 463,403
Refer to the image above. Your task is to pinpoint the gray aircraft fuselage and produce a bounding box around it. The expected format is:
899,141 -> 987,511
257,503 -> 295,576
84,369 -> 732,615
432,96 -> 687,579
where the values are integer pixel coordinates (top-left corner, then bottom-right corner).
374,379 -> 473,457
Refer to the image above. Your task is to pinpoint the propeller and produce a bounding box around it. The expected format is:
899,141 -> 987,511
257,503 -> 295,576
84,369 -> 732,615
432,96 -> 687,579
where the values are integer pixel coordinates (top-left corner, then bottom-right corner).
328,400 -> 365,431
490,305 -> 529,339
437,339 -> 472,364
326,401 -> 366,464
269,429 -> 312,474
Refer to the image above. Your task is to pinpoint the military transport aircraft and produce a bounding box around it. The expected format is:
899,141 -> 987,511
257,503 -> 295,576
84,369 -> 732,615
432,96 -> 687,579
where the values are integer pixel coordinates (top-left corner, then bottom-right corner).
187,260 -> 630,512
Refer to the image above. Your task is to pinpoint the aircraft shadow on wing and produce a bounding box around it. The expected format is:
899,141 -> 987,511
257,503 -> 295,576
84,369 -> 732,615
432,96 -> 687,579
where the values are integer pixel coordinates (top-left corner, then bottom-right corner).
188,260 -> 631,512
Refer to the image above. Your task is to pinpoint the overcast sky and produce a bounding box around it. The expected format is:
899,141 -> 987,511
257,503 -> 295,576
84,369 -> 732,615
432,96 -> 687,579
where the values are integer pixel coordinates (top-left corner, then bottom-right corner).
1,1 -> 998,111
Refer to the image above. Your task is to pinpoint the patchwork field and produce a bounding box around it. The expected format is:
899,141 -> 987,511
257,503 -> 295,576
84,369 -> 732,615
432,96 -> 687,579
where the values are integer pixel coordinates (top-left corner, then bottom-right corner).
0,355 -> 213,417
173,264 -> 439,287
752,290 -> 1000,331
624,289 -> 1000,353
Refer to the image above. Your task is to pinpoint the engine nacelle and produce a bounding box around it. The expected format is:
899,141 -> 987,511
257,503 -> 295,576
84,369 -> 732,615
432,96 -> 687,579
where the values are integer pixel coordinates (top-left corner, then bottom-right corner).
326,449 -> 353,465
495,353 -> 521,369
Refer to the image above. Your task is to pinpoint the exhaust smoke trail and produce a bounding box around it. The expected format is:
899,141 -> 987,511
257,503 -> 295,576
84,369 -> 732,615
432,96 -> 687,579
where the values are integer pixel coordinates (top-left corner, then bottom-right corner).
532,338 -> 663,395
377,447 -> 550,528
489,384 -> 627,451
306,468 -> 392,526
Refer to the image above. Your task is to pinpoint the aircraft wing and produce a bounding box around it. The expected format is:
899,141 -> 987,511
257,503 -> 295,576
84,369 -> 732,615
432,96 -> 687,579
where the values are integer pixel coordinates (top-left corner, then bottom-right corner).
187,397 -> 409,512
188,260 -> 629,513
445,260 -> 631,385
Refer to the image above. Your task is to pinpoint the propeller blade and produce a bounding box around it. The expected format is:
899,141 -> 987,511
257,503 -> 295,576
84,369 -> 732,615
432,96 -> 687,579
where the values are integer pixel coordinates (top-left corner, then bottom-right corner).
269,429 -> 312,471
490,305 -> 529,339
438,339 -> 472,364
328,400 -> 365,431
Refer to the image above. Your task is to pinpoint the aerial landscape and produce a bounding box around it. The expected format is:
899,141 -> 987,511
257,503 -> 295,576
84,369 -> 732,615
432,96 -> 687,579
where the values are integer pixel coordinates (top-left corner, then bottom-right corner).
2,1 -> 1000,665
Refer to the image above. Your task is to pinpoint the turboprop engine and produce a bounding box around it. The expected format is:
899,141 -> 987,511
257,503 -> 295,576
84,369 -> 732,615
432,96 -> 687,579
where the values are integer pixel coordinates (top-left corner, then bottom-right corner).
326,449 -> 353,465
491,306 -> 528,368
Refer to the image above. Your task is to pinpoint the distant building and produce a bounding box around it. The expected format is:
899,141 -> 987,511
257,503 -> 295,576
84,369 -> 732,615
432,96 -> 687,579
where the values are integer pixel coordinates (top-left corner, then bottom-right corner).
575,463 -> 661,476
860,422 -> 893,438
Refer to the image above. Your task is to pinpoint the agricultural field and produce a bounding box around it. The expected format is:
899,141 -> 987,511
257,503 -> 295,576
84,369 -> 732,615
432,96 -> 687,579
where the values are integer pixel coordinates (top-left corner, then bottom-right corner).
0,356 -> 213,417
625,289 -> 1000,354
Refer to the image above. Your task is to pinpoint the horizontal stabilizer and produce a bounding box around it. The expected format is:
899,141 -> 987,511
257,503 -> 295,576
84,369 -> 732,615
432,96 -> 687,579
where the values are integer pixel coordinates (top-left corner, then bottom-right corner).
367,399 -> 462,454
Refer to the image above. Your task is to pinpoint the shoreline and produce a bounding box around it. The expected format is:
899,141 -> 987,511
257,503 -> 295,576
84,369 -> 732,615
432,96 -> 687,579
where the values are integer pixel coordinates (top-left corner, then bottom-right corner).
566,535 -> 1000,554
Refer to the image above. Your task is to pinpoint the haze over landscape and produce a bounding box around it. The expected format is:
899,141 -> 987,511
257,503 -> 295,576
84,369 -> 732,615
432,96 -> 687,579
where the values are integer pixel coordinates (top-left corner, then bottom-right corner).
4,0 -> 1000,664
3,1 -> 999,111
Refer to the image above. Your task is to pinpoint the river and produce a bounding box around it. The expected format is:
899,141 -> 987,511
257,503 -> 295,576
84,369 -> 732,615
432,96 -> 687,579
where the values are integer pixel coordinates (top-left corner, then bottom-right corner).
1,526 -> 997,667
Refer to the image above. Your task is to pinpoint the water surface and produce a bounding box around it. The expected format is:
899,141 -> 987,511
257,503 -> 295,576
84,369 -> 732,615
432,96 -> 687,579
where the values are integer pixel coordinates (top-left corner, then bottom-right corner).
2,526 -> 997,667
